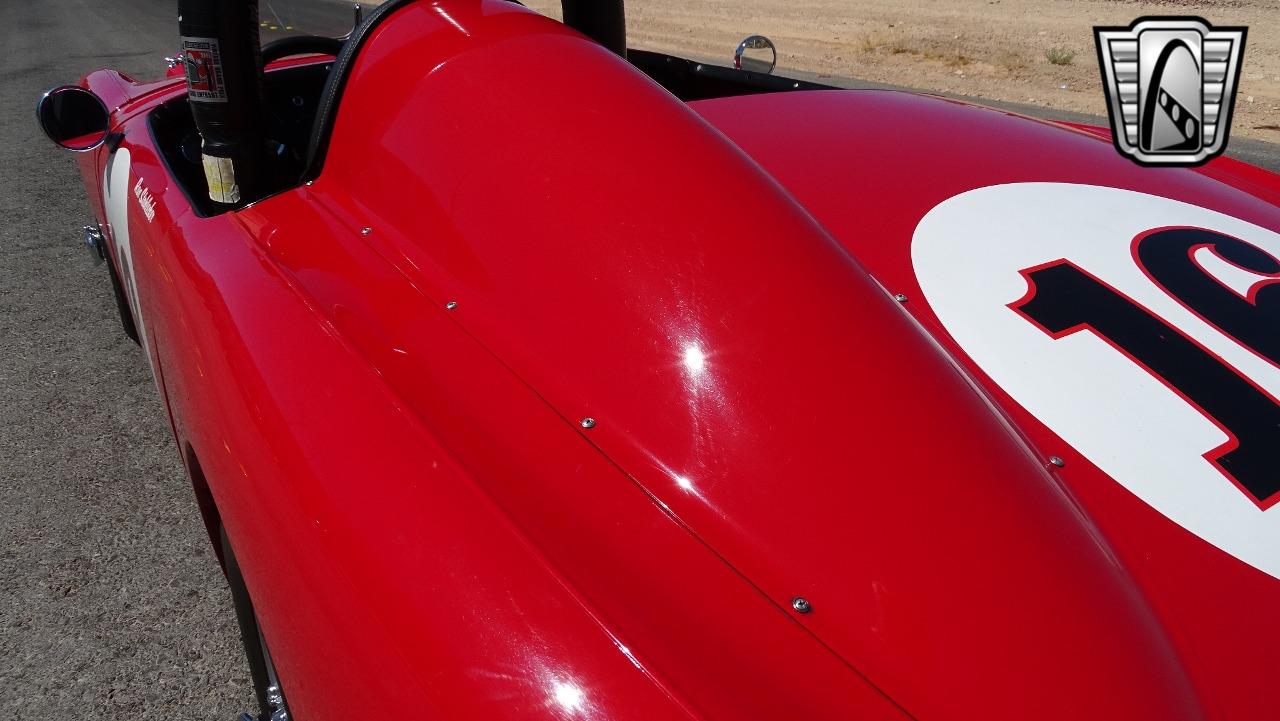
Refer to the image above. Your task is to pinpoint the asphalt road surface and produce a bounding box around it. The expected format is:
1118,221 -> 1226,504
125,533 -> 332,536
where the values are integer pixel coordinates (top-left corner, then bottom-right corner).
2,2 -> 1278,720
0,1 -> 263,718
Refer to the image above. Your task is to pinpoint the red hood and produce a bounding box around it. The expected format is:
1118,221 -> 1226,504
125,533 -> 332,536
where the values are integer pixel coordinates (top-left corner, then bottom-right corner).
232,3 -> 1279,718
254,7 -> 1217,718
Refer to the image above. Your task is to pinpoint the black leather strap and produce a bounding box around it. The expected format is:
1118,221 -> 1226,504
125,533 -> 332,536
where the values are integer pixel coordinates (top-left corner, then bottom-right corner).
301,0 -> 415,182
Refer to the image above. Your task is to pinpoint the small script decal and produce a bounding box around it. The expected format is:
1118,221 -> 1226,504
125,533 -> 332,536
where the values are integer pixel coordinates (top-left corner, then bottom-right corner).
133,178 -> 156,222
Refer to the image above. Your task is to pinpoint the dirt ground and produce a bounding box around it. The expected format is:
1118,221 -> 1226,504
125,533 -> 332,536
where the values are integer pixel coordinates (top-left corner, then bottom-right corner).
526,0 -> 1280,141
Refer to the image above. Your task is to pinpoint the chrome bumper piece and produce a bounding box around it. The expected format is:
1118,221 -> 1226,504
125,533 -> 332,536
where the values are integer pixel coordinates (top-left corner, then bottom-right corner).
82,224 -> 105,266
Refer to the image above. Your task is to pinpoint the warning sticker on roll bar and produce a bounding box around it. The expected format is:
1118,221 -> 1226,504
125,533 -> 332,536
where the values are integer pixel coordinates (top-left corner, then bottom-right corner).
180,36 -> 228,102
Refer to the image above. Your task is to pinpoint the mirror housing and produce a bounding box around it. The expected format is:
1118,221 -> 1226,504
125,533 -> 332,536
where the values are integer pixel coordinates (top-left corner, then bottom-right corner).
734,35 -> 777,74
36,85 -> 110,152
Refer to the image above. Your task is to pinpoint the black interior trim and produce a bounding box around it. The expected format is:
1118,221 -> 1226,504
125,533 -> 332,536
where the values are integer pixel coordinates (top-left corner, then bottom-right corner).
261,35 -> 344,65
629,50 -> 834,101
146,110 -> 204,214
151,61 -> 333,217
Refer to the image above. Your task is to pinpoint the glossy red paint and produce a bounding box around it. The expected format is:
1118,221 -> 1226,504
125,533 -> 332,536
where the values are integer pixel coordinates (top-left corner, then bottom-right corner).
692,89 -> 1280,721
63,1 -> 1280,719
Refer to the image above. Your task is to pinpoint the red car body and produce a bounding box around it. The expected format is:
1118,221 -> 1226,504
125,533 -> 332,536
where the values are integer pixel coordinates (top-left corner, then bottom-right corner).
61,1 -> 1280,719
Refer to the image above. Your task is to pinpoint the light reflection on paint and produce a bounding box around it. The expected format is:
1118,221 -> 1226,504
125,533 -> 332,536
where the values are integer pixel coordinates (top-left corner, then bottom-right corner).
433,6 -> 471,35
616,643 -> 644,670
682,344 -> 706,373
676,339 -> 721,402
551,680 -> 586,713
675,475 -> 695,491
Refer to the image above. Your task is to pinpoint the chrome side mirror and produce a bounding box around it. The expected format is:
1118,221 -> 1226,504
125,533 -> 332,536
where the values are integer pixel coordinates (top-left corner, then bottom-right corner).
36,85 -> 109,152
734,35 -> 776,74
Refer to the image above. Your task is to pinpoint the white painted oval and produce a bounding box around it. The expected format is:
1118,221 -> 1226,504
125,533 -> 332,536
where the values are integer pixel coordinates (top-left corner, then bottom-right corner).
912,182 -> 1280,579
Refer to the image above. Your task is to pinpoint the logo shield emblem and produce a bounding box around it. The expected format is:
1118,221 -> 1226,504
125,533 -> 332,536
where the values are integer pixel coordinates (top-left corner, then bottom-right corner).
1095,17 -> 1246,166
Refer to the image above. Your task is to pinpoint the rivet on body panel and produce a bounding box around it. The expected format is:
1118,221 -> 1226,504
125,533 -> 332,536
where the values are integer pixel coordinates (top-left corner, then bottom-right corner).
580,418 -> 597,429
445,301 -> 458,310
791,596 -> 812,614
893,293 -> 908,303
1048,456 -> 1065,468
360,227 -> 372,235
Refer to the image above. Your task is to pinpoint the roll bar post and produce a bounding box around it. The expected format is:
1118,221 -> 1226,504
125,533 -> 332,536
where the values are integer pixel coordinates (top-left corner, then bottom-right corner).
561,0 -> 626,57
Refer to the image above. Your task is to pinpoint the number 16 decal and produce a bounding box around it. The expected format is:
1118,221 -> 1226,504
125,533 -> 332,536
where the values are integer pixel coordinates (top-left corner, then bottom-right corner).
914,184 -> 1280,578
1134,227 -> 1280,367
1012,253 -> 1280,509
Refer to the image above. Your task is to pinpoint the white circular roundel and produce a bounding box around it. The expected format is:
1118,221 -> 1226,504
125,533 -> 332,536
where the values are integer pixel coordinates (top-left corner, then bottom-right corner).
912,183 -> 1280,579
